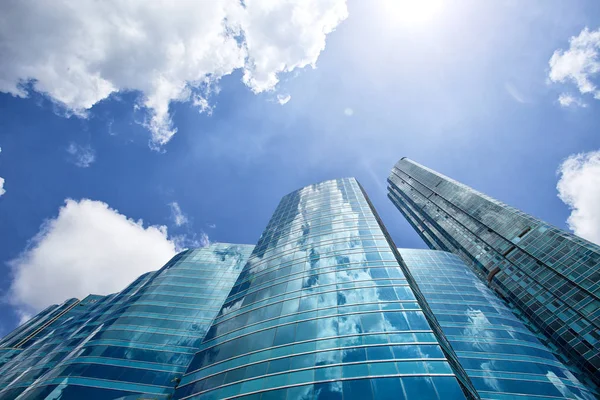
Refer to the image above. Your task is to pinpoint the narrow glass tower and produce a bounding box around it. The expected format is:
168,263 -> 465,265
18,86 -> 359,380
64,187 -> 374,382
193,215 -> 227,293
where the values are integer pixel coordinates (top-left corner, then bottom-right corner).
388,157 -> 600,389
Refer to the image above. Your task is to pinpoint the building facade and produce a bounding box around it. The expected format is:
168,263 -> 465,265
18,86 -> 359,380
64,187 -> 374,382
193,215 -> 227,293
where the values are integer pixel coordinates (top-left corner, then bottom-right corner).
388,157 -> 600,389
173,178 -> 476,400
399,249 -> 596,400
0,244 -> 253,399
0,176 -> 597,399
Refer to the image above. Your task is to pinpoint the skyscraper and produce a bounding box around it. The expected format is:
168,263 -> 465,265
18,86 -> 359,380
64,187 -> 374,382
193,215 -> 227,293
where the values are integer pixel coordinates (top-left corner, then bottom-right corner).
388,157 -> 600,389
0,177 -> 596,399
173,178 -> 476,400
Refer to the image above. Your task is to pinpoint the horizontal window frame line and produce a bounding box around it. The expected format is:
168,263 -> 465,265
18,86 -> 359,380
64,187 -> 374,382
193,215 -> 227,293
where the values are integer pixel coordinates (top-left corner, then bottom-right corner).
218,281 -> 414,326
117,299 -> 223,312
213,298 -> 421,341
250,224 -> 388,254
113,311 -> 215,324
440,323 -> 538,337
456,351 -> 565,366
256,213 -> 380,237
180,347 -> 447,388
82,338 -> 196,354
59,356 -> 187,373
10,339 -> 195,368
202,305 -> 427,349
180,372 -> 457,400
13,375 -> 172,395
441,336 -> 557,353
100,323 -> 207,337
244,247 -> 397,279
27,328 -> 204,354
235,269 -> 408,302
101,316 -> 212,331
224,262 -> 406,306
246,241 -> 393,272
465,370 -> 593,392
186,329 -> 435,377
240,247 -> 397,289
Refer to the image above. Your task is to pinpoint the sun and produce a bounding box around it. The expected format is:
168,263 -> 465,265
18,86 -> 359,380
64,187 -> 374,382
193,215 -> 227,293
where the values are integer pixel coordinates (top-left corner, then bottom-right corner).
381,0 -> 444,26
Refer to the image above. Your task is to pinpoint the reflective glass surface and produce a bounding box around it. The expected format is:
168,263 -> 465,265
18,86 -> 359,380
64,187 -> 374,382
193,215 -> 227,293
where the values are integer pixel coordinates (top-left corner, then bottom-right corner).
388,158 -> 600,389
400,249 -> 596,400
0,244 -> 253,399
174,178 -> 470,400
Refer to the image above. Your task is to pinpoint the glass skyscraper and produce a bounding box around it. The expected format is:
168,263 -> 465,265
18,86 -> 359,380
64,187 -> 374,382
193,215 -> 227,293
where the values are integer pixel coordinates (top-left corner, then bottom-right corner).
388,157 -> 600,389
0,177 -> 596,399
173,178 -> 475,400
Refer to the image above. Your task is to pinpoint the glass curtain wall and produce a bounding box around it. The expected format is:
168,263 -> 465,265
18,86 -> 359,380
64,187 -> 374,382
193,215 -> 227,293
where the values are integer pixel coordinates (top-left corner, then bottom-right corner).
174,178 -> 474,400
0,244 -> 252,399
399,249 -> 596,400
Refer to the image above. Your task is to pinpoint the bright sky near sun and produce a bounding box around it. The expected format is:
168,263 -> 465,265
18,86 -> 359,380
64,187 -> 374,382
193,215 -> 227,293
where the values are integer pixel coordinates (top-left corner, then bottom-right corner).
0,0 -> 600,333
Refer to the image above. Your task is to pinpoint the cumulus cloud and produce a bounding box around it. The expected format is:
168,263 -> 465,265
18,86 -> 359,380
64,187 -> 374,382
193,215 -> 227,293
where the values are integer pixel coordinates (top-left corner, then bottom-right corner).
7,199 -> 179,314
66,143 -> 96,167
557,150 -> 600,245
168,201 -> 189,227
557,93 -> 587,108
0,0 -> 348,149
277,94 -> 291,105
549,27 -> 600,102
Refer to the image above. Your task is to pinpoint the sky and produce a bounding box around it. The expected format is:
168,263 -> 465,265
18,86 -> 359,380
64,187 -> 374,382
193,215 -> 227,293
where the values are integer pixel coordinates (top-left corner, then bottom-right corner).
1,0 -> 600,335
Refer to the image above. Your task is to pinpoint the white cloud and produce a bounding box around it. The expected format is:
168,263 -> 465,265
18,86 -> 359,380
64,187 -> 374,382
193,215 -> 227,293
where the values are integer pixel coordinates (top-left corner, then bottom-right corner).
277,93 -> 291,105
344,107 -> 354,116
0,0 -> 348,149
7,199 -> 179,314
557,93 -> 587,108
557,150 -> 600,245
207,223 -> 217,229
66,143 -> 96,168
549,27 -> 600,102
168,201 -> 189,227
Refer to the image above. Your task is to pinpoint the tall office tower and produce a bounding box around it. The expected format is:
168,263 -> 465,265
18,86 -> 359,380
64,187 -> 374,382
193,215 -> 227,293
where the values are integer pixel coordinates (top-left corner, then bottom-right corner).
0,244 -> 253,399
388,157 -> 600,389
399,249 -> 596,400
173,178 -> 478,400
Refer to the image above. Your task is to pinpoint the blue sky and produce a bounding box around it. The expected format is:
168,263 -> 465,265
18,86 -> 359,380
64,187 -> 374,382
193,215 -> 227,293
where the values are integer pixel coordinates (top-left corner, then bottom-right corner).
1,0 -> 600,334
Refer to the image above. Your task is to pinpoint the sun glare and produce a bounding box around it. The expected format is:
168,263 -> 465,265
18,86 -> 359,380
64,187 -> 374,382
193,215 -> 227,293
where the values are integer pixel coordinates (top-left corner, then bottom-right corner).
381,0 -> 444,26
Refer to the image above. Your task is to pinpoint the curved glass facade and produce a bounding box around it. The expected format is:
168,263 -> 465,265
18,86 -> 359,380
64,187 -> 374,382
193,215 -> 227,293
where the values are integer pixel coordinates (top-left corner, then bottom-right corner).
0,244 -> 253,399
388,157 -> 600,388
173,178 -> 473,400
399,249 -> 596,400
